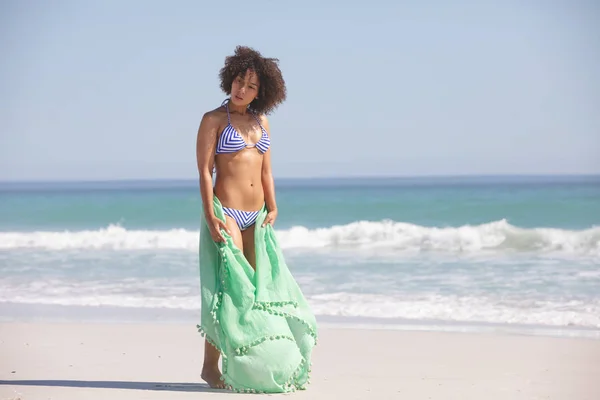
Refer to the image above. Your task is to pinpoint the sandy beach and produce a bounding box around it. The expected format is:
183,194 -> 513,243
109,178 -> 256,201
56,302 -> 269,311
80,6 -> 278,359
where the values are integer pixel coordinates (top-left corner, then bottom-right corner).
1,322 -> 598,400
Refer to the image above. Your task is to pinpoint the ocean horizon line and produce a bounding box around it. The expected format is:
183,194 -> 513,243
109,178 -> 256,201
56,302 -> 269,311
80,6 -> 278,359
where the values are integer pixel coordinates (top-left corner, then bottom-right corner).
1,173 -> 599,186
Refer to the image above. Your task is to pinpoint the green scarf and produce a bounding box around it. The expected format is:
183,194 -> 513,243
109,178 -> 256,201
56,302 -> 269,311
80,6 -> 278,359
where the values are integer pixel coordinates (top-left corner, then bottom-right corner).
197,195 -> 318,393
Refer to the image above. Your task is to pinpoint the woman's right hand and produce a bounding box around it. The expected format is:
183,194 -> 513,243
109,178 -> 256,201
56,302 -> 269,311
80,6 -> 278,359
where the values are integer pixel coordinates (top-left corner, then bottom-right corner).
207,215 -> 230,243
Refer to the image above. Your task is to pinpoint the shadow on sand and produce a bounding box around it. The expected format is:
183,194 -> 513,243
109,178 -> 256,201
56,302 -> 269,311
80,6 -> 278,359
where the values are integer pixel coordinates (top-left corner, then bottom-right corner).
0,379 -> 224,393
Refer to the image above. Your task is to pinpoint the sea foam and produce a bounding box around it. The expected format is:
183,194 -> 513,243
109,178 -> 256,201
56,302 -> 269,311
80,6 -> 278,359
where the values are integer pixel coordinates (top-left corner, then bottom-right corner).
0,220 -> 598,255
1,288 -> 598,329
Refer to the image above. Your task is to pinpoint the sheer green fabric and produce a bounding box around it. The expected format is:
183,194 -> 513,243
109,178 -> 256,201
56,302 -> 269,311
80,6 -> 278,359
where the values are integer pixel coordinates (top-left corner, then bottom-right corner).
197,196 -> 318,393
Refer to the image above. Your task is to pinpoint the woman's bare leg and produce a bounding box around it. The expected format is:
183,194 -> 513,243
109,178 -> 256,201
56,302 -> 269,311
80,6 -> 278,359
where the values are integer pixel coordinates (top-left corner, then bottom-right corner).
241,224 -> 256,270
201,341 -> 223,388
201,216 -> 242,389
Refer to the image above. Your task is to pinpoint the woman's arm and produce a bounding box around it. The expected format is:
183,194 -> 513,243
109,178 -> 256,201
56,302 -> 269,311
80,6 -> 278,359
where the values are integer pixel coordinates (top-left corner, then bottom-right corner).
197,111 -> 230,242
261,116 -> 278,222
196,112 -> 219,220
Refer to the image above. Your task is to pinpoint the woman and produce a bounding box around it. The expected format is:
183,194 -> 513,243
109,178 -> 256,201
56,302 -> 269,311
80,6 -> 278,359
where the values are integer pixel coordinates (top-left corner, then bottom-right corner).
195,46 -> 317,393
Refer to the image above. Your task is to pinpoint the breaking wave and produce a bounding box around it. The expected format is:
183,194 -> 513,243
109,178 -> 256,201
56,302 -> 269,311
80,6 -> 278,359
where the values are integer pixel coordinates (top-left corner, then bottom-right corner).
1,219 -> 598,255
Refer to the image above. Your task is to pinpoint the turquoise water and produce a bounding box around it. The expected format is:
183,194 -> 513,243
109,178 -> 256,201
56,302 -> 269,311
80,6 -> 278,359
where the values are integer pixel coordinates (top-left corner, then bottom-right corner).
1,176 -> 599,335
2,176 -> 598,230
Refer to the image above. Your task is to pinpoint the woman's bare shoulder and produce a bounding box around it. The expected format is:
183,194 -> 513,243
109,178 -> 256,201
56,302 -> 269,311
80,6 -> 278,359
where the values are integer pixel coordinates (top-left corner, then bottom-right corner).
202,106 -> 227,123
258,114 -> 270,131
199,107 -> 228,135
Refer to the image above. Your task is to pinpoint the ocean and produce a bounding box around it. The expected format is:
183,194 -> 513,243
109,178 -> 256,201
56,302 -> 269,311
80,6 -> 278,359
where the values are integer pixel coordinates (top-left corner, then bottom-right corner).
1,176 -> 599,338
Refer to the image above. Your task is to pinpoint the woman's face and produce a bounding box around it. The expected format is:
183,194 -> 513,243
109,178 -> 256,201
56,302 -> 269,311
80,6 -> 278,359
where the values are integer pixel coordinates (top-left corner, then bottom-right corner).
230,69 -> 260,107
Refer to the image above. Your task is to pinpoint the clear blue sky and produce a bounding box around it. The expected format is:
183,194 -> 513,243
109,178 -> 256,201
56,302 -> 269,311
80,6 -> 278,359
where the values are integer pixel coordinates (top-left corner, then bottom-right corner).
1,0 -> 598,180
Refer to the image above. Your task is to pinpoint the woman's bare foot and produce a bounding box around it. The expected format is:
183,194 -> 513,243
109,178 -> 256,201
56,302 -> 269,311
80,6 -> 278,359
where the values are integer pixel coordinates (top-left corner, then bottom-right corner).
201,366 -> 226,389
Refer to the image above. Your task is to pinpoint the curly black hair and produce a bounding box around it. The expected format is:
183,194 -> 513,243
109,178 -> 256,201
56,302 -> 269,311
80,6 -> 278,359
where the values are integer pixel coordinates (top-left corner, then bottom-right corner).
219,46 -> 287,115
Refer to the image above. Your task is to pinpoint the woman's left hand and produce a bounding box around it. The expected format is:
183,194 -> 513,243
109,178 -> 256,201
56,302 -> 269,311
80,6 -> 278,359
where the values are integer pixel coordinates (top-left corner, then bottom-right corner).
262,210 -> 278,227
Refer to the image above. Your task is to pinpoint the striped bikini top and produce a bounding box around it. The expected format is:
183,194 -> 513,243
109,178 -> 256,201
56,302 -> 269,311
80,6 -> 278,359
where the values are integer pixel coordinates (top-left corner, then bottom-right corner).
216,101 -> 270,154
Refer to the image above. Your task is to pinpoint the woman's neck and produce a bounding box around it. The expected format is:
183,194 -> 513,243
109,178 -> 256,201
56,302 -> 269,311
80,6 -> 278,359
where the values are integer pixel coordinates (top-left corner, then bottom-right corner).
227,99 -> 248,116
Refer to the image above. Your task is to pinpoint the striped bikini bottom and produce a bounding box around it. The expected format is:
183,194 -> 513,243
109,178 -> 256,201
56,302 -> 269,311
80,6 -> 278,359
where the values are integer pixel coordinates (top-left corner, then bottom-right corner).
222,206 -> 262,231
